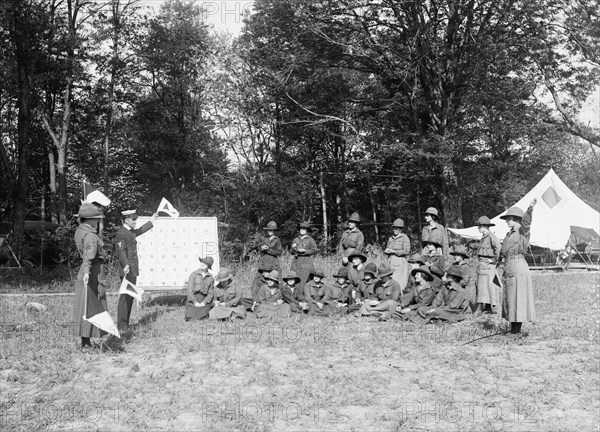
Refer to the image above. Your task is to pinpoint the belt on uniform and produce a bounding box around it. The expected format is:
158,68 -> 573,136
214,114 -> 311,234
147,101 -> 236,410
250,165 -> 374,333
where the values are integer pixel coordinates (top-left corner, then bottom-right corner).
478,256 -> 496,264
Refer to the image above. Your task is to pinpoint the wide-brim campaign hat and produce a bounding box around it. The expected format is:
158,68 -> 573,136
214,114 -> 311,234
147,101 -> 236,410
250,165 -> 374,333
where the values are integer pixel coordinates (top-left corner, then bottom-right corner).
500,207 -> 525,220
476,216 -> 495,226
363,262 -> 378,277
199,256 -> 214,269
298,221 -> 312,230
392,218 -> 405,228
411,265 -> 433,281
348,252 -> 367,263
347,212 -> 361,223
423,240 -> 443,249
446,265 -> 464,280
424,207 -> 439,217
309,269 -> 325,278
77,202 -> 105,219
450,245 -> 469,258
408,253 -> 425,265
377,264 -> 394,278
263,221 -> 278,230
430,265 -> 444,278
282,271 -> 301,284
264,270 -> 280,282
258,264 -> 273,272
216,268 -> 233,283
333,267 -> 349,279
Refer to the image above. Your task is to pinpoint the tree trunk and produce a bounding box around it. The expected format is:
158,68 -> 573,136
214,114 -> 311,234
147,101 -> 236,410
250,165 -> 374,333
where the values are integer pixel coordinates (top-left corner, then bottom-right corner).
47,149 -> 58,223
438,161 -> 464,228
320,171 -> 328,245
367,175 -> 379,243
11,3 -> 35,258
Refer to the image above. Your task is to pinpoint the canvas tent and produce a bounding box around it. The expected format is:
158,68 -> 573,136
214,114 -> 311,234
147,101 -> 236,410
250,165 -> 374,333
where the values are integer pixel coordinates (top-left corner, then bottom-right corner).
449,169 -> 600,250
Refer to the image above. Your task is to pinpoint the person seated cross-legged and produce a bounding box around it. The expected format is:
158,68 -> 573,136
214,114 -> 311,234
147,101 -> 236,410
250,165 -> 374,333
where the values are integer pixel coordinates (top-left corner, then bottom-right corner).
209,268 -> 247,320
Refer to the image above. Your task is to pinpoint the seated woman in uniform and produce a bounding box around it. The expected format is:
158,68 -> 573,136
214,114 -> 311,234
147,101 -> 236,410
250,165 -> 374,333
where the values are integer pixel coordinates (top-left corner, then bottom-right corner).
394,266 -> 436,321
304,269 -> 326,315
184,256 -> 215,321
355,263 -> 402,321
415,265 -> 470,324
209,268 -> 247,320
450,244 -> 471,288
348,262 -> 379,313
254,270 -> 291,318
281,271 -> 309,313
320,267 -> 351,315
422,241 -> 445,270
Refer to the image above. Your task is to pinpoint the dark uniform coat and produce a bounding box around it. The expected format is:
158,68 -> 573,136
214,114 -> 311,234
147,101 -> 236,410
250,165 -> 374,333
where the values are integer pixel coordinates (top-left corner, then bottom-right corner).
114,221 -> 154,279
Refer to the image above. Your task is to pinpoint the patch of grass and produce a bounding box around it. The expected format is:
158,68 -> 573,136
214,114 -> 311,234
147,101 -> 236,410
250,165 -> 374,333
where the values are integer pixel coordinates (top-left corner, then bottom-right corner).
0,263 -> 598,431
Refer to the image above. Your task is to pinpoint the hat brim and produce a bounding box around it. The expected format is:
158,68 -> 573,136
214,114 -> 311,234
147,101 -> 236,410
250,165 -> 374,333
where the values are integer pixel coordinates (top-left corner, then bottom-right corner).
423,241 -> 442,248
80,214 -> 105,219
217,274 -> 233,283
310,272 -> 325,279
283,277 -> 301,283
348,254 -> 367,262
447,272 -> 463,280
262,227 -> 279,230
477,222 -> 495,227
264,276 -> 280,282
450,251 -> 469,258
333,273 -> 348,279
378,271 -> 394,278
410,268 -> 433,281
500,214 -> 522,220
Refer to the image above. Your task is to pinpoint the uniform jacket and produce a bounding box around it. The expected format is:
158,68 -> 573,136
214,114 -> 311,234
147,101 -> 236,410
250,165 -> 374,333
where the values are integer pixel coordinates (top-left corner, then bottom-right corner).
186,270 -> 215,304
431,281 -> 469,311
376,278 -> 402,302
338,228 -> 364,257
256,285 -> 283,304
422,222 -> 449,261
322,282 -> 350,304
281,285 -> 305,306
114,221 -> 153,277
501,207 -> 533,259
304,280 -> 325,304
477,232 -> 501,260
258,235 -> 283,270
291,235 -> 318,271
399,281 -> 435,310
386,234 -> 411,267
75,223 -> 105,274
214,282 -> 243,307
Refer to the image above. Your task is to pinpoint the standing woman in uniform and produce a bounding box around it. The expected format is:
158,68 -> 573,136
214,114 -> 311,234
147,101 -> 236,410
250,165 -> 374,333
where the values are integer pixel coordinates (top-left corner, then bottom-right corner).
72,203 -> 108,349
474,216 -> 501,315
290,221 -> 318,289
498,199 -> 537,336
338,213 -> 364,265
421,207 -> 449,264
384,218 -> 411,291
257,221 -> 283,275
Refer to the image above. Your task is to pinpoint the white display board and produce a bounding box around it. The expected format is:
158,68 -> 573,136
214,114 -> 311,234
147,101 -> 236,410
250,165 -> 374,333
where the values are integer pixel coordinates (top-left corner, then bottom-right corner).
135,217 -> 220,290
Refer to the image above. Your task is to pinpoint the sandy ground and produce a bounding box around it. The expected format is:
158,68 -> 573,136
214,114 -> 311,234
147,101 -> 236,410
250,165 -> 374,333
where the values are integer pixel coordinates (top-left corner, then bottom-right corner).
1,272 -> 598,431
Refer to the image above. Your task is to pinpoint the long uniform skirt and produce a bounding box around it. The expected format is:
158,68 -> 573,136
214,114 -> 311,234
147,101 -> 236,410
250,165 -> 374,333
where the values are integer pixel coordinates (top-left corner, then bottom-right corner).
72,260 -> 108,338
185,303 -> 213,321
255,303 -> 291,319
209,305 -> 247,320
321,304 -> 348,315
476,261 -> 501,307
389,256 -> 409,292
358,300 -> 398,318
502,256 -> 536,322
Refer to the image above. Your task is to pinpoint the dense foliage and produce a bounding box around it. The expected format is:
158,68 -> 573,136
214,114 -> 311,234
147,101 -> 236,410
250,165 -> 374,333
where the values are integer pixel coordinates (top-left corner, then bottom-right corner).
1,0 -> 599,261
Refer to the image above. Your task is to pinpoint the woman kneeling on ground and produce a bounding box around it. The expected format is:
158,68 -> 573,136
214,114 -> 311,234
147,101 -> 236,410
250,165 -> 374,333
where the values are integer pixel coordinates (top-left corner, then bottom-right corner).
209,268 -> 247,320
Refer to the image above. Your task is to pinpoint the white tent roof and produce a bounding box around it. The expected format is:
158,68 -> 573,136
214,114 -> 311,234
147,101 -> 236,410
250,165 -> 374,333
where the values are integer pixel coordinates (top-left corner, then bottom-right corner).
449,168 -> 600,250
